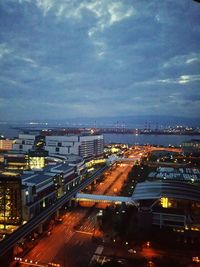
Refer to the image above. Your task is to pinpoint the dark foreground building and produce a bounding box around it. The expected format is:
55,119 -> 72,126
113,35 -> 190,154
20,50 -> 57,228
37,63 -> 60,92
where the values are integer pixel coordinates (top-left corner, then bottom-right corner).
0,174 -> 22,230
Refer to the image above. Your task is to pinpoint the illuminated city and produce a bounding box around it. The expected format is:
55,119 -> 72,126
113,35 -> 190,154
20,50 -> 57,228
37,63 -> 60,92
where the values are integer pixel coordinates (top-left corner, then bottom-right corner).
0,0 -> 200,267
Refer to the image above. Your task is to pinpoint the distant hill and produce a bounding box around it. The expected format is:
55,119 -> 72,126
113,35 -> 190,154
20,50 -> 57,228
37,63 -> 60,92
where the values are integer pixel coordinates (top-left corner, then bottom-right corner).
2,115 -> 200,128
54,115 -> 200,128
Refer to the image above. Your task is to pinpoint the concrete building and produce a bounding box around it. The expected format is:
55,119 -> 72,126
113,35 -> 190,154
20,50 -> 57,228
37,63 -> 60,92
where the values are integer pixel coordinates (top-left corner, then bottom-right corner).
0,173 -> 22,230
182,139 -> 200,155
3,153 -> 28,171
148,167 -> 200,182
21,171 -> 56,221
132,181 -> 200,231
12,134 -> 37,152
21,162 -> 79,221
46,154 -> 86,177
0,139 -> 13,151
12,133 -> 104,159
3,150 -> 47,171
44,134 -> 104,159
0,161 -> 81,228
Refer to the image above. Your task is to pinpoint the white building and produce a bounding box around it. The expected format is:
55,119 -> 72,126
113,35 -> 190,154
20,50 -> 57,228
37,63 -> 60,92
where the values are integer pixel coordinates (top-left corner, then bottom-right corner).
13,134 -> 36,152
44,135 -> 104,159
12,133 -> 104,159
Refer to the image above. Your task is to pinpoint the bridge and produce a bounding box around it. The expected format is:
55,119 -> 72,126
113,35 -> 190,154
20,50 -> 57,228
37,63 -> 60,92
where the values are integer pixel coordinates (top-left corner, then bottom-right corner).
75,193 -> 134,205
0,165 -> 108,258
76,179 -> 200,207
117,157 -> 141,162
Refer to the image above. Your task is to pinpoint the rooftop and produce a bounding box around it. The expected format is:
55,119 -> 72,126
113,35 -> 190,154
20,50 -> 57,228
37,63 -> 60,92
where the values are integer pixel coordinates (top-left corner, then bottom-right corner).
132,180 -> 200,202
44,163 -> 74,173
22,172 -> 53,186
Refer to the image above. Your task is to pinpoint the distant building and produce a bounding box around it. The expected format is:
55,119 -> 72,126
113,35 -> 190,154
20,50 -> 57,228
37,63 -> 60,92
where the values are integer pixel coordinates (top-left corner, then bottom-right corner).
13,134 -> 36,152
148,167 -> 200,182
3,150 -> 47,171
182,139 -> 200,155
0,138 -> 13,151
3,153 -> 29,171
13,133 -> 104,159
27,150 -> 47,170
44,134 -> 104,159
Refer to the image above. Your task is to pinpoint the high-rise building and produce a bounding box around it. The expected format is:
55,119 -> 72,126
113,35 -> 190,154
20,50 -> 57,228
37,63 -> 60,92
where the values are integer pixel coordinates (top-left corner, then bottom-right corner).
0,174 -> 22,230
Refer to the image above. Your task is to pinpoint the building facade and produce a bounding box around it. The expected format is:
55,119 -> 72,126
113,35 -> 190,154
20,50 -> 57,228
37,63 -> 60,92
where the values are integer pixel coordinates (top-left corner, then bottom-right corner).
0,159 -> 83,230
13,134 -> 36,152
12,133 -> 104,159
0,174 -> 22,231
44,134 -> 104,159
3,150 -> 47,171
182,139 -> 200,155
133,181 -> 200,231
21,162 -> 80,221
0,139 -> 13,151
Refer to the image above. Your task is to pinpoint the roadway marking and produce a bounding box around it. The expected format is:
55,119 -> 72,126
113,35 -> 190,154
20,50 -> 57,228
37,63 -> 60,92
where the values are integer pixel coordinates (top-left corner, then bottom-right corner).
35,252 -> 42,258
75,230 -> 93,235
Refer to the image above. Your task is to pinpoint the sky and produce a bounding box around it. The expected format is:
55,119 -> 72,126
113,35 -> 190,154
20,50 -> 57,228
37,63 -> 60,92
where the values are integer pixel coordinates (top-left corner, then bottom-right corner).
0,0 -> 200,122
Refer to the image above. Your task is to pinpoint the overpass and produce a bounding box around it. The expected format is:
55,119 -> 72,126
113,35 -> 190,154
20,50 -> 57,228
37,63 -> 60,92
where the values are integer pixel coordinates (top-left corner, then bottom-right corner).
118,157 -> 140,161
0,165 -> 108,258
76,179 -> 200,207
75,193 -> 134,205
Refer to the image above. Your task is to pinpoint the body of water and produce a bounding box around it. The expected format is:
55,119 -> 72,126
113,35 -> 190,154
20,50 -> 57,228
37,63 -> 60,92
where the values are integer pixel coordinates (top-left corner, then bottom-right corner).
103,133 -> 200,146
0,124 -> 199,147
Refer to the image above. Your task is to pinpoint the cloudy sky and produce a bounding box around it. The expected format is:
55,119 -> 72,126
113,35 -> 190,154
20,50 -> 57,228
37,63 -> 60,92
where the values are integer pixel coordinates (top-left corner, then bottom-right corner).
0,0 -> 200,121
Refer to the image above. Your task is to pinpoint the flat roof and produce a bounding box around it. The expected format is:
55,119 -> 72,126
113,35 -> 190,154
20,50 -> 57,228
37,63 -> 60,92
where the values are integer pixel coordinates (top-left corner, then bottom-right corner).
44,163 -> 74,173
22,172 -> 53,185
47,154 -> 83,164
76,193 -> 131,203
148,167 -> 200,182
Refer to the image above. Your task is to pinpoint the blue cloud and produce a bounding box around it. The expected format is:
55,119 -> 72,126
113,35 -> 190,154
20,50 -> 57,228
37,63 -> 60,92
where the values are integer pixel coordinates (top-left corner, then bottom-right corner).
0,0 -> 199,120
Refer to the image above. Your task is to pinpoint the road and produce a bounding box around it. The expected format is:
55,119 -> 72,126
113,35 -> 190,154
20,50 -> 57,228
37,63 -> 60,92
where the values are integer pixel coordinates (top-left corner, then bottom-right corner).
94,163 -> 133,196
19,208 -> 97,267
79,162 -> 133,208
15,161 -> 134,267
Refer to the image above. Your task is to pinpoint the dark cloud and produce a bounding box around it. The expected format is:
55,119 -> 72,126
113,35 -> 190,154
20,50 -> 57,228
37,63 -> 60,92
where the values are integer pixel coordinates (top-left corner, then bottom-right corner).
0,0 -> 199,120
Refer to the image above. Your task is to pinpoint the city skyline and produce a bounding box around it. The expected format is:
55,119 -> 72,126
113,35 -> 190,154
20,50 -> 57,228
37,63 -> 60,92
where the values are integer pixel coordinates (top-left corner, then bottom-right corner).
0,0 -> 200,121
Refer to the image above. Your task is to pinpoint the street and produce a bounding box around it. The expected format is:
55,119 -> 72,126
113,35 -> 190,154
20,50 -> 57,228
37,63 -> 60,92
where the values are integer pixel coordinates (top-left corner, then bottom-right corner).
16,160 -> 134,267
